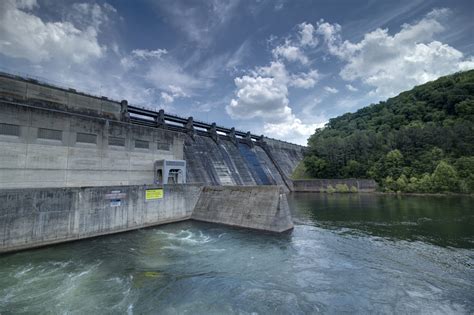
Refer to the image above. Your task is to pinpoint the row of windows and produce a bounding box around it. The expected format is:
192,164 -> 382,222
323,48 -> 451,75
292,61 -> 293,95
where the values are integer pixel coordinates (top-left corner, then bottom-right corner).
0,123 -> 170,150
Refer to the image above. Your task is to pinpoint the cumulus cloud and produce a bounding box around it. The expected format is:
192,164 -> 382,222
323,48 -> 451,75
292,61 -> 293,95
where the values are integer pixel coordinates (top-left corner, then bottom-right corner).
314,9 -> 474,98
228,17 -> 329,144
0,0 -> 106,63
324,86 -> 338,94
290,70 -> 319,89
263,117 -> 324,145
227,73 -> 290,123
345,84 -> 358,92
272,40 -> 308,64
227,61 -> 321,144
298,22 -> 318,47
160,84 -> 188,104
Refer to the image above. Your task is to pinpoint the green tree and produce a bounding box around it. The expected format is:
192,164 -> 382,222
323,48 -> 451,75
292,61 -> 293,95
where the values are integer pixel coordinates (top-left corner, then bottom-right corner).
417,174 -> 434,193
396,174 -> 409,192
385,150 -> 404,178
454,157 -> 474,193
304,156 -> 328,177
431,161 -> 459,192
342,160 -> 365,177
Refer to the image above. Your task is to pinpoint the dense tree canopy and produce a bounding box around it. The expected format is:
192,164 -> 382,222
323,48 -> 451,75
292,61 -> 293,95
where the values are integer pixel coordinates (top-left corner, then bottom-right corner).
304,70 -> 474,193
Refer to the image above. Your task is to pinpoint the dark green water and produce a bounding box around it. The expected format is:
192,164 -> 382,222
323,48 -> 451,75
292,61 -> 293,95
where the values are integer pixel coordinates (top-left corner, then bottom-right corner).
0,193 -> 473,314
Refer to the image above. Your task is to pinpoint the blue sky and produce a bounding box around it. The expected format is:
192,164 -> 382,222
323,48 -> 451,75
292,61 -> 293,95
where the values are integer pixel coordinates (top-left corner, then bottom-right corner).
0,0 -> 473,144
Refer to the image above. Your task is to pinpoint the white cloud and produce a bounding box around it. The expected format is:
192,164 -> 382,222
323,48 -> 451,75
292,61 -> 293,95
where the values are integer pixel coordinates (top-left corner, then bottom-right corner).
324,86 -> 338,94
346,84 -> 358,92
272,40 -> 308,64
227,19 -> 325,144
160,84 -> 188,104
315,9 -> 474,98
227,74 -> 290,123
0,0 -> 106,63
227,61 -> 320,144
263,117 -> 323,145
298,22 -> 318,47
132,49 -> 167,59
120,48 -> 168,70
161,92 -> 174,104
290,70 -> 319,89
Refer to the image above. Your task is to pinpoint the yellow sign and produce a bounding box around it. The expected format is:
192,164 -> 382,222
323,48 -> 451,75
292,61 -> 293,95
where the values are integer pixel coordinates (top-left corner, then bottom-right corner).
146,189 -> 163,200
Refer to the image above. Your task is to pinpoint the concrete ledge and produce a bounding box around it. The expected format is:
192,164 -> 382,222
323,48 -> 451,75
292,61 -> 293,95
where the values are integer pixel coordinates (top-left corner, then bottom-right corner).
293,179 -> 377,192
0,184 -> 203,253
191,185 -> 294,233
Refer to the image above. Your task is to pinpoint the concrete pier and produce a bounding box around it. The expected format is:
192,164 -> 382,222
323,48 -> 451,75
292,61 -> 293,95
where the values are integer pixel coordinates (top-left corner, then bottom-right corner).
192,186 -> 293,233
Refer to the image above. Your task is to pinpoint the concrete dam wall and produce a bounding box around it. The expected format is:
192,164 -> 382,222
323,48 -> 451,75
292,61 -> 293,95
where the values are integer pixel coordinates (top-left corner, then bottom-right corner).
0,184 -> 292,253
0,102 -> 185,188
0,72 -> 300,252
0,72 -> 304,189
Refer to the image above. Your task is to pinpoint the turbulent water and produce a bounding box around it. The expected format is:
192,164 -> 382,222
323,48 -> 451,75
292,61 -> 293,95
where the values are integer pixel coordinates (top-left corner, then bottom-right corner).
1,193 -> 473,314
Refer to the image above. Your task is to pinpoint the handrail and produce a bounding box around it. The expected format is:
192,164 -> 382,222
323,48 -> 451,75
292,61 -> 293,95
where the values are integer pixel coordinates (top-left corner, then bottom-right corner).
0,70 -> 305,147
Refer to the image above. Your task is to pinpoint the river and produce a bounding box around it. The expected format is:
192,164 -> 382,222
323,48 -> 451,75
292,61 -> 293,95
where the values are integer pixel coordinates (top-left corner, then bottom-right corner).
0,193 -> 473,314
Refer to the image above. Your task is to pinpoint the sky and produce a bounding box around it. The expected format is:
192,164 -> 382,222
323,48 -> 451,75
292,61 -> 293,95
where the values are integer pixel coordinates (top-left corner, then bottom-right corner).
0,0 -> 473,145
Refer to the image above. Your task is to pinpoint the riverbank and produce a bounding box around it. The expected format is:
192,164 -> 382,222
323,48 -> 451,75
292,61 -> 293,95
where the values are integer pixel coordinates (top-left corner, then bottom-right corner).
293,190 -> 474,197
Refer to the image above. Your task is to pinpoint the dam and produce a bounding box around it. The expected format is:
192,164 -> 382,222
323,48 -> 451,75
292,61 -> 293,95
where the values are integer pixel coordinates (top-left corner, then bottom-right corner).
1,73 -> 472,313
0,72 -> 302,252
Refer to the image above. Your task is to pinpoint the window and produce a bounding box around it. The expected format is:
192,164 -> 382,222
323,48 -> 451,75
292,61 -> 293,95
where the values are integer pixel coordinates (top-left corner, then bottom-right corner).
135,139 -> 149,149
0,123 -> 20,137
76,132 -> 97,144
38,128 -> 62,141
157,142 -> 170,151
109,137 -> 125,147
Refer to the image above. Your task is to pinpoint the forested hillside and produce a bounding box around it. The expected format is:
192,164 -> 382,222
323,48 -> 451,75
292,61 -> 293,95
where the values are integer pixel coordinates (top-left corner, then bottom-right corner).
304,70 -> 474,193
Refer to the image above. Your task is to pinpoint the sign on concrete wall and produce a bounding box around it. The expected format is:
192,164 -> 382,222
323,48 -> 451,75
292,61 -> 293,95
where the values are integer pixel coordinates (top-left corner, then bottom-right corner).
146,189 -> 163,200
105,190 -> 126,207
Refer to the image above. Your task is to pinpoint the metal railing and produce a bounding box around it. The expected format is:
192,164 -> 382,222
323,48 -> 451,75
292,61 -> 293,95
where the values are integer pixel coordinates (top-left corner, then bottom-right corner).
0,70 -> 305,147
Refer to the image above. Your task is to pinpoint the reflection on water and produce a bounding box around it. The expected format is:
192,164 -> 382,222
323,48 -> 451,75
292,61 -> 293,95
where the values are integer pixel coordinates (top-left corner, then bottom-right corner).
288,193 -> 474,248
0,193 -> 473,314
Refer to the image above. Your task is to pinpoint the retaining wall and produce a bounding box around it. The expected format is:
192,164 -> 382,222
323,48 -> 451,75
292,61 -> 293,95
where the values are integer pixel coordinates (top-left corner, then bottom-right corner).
192,185 -> 293,233
292,179 -> 377,192
0,184 -> 203,253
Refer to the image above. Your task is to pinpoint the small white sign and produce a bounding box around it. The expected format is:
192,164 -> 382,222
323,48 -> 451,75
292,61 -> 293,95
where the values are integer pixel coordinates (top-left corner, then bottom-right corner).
110,200 -> 121,207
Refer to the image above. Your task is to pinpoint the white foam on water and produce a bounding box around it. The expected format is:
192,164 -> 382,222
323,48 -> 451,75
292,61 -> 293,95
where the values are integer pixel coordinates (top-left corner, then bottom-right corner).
156,229 -> 213,245
127,303 -> 134,315
14,265 -> 33,278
